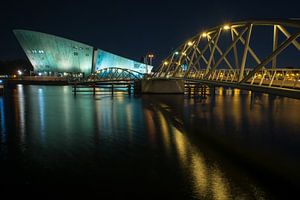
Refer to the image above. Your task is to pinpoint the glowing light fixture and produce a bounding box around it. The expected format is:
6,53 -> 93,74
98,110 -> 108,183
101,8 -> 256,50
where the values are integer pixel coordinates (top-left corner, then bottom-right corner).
163,61 -> 169,65
223,25 -> 231,30
187,41 -> 193,46
202,32 -> 207,37
174,51 -> 179,55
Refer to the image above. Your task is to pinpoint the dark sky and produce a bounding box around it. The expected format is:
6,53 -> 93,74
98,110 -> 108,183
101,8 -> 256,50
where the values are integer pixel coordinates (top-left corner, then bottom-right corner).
1,0 -> 299,67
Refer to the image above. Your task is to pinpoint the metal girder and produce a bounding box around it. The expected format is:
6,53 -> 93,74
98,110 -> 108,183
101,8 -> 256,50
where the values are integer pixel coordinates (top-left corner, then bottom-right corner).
232,28 -> 261,64
92,67 -> 144,81
184,35 -> 202,77
205,26 -> 249,77
239,24 -> 253,81
277,25 -> 300,51
272,25 -> 278,69
206,28 -> 222,73
208,36 -> 234,70
240,30 -> 300,83
154,19 -> 300,96
231,28 -> 239,69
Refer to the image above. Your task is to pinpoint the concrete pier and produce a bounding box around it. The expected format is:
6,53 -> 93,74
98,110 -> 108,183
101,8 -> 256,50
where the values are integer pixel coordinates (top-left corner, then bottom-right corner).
141,79 -> 184,94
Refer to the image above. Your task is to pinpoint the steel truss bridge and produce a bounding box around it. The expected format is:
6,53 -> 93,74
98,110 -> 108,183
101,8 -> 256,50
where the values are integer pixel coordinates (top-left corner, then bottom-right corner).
86,67 -> 144,82
152,19 -> 300,98
70,67 -> 144,95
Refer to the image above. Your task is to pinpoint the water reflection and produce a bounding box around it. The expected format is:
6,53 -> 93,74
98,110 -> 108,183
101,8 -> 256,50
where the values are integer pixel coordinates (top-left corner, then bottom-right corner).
38,88 -> 45,142
0,97 -> 6,148
0,86 -> 298,199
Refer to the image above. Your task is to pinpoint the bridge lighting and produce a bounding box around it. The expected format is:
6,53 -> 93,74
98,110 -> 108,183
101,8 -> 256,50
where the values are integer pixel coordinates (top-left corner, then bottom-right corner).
182,52 -> 186,56
187,41 -> 193,46
163,61 -> 169,65
202,32 -> 207,37
174,51 -> 179,55
223,25 -> 231,30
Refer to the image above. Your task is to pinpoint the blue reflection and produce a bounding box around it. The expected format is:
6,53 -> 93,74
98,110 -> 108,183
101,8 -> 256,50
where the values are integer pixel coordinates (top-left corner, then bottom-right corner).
38,88 -> 45,141
17,85 -> 26,138
0,97 -> 6,137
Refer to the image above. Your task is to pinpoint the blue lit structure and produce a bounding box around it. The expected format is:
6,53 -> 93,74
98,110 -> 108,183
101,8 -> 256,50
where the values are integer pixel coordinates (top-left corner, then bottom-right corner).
94,49 -> 151,74
14,30 -> 153,77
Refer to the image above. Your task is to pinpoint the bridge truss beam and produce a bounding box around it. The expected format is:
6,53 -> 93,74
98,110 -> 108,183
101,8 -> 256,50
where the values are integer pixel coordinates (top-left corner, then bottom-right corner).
153,19 -> 300,95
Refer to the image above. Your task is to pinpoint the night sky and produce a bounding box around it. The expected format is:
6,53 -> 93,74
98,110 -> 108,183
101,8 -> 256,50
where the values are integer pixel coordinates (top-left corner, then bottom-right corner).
1,0 -> 299,67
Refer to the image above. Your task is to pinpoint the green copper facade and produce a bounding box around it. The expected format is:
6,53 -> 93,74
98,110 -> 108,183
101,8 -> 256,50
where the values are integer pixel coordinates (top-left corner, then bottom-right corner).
14,30 -> 93,75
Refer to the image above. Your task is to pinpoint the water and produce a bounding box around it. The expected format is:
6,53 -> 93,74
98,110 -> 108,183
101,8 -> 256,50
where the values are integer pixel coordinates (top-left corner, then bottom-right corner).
0,85 -> 299,199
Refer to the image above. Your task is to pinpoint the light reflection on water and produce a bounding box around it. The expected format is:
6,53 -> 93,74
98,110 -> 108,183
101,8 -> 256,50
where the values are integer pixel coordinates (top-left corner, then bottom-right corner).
0,85 -> 299,199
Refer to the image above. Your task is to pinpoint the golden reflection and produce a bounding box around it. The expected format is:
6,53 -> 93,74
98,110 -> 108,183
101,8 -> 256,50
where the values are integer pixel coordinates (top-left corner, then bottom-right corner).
157,111 -> 171,155
191,152 -> 208,197
125,104 -> 133,142
233,88 -> 240,95
212,167 -> 230,200
218,87 -> 223,96
172,125 -> 209,199
173,127 -> 188,166
144,109 -> 156,144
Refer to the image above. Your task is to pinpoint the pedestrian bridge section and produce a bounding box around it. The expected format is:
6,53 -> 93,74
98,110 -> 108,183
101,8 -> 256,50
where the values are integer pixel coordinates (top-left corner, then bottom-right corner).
152,19 -> 300,98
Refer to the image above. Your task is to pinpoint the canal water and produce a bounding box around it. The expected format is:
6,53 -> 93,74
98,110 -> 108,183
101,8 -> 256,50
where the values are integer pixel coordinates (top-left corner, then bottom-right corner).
0,85 -> 299,199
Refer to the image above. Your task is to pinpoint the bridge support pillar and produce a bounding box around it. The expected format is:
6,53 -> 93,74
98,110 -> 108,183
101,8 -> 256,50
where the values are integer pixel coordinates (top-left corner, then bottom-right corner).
141,79 -> 184,94
93,83 -> 96,96
128,83 -> 131,95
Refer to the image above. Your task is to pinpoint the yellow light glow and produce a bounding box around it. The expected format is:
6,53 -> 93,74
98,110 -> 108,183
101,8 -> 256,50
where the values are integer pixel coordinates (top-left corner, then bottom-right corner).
202,32 -> 207,37
187,41 -> 193,46
164,61 -> 169,65
223,25 -> 230,30
148,54 -> 154,58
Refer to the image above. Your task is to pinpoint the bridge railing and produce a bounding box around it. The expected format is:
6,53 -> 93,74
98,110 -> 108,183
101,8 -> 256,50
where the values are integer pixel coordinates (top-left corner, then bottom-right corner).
183,68 -> 300,89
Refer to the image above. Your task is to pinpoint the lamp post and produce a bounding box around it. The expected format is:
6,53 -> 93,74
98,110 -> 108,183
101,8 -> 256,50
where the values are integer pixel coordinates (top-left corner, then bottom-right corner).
148,54 -> 154,66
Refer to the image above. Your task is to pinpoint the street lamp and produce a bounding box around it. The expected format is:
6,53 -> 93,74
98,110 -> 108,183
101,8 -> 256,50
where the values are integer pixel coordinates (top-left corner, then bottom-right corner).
148,53 -> 154,66
17,70 -> 22,76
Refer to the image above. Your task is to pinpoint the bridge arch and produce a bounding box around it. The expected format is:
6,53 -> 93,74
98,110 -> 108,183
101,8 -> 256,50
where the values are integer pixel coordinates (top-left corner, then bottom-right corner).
153,19 -> 300,86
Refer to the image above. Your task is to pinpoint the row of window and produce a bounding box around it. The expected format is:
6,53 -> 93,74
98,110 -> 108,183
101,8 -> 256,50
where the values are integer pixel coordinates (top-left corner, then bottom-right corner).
73,46 -> 90,51
29,49 -> 45,54
74,52 -> 90,56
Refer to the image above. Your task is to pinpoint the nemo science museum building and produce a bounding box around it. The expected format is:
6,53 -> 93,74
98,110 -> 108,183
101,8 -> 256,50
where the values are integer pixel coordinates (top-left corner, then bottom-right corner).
13,29 -> 153,77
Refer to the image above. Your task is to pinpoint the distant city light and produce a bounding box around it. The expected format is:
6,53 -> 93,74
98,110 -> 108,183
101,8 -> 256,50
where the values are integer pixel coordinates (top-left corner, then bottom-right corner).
148,54 -> 154,58
174,51 -> 179,55
38,72 -> 42,76
17,70 -> 22,75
